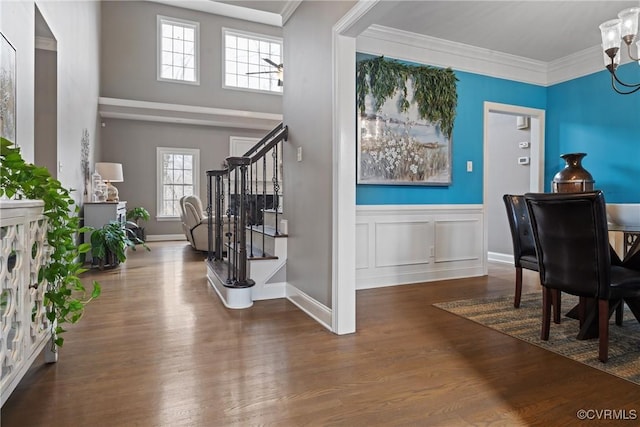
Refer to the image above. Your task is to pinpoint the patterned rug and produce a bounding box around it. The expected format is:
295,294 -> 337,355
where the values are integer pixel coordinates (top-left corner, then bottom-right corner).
434,293 -> 640,385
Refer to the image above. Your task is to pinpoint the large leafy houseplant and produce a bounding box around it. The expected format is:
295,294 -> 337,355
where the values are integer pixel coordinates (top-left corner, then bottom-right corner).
0,137 -> 100,349
90,220 -> 149,270
126,206 -> 150,242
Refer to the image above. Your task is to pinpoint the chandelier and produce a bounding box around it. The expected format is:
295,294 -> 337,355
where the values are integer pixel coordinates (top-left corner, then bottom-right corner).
599,7 -> 640,94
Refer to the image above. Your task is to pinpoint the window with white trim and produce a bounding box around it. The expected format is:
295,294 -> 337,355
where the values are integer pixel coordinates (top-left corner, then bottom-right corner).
223,28 -> 283,94
157,147 -> 200,219
157,16 -> 199,84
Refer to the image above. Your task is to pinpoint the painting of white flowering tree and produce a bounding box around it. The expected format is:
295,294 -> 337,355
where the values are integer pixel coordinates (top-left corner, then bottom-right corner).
356,56 -> 457,185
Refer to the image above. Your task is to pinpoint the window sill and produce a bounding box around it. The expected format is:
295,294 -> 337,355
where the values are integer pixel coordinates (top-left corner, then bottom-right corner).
156,216 -> 180,222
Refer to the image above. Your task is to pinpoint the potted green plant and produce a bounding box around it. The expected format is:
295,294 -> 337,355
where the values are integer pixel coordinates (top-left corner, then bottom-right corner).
90,220 -> 149,270
1,136 -> 100,349
126,206 -> 150,242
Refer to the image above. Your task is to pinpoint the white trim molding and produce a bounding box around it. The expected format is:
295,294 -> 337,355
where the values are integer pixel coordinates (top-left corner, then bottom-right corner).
145,234 -> 187,241
358,25 -> 548,86
281,1 -> 302,25
98,97 -> 282,130
286,284 -> 332,332
357,24 -> 611,86
356,205 -> 485,289
35,36 -> 56,51
148,1 -> 282,27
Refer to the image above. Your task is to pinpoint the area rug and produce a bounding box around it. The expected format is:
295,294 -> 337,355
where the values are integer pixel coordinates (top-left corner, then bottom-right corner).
434,293 -> 640,385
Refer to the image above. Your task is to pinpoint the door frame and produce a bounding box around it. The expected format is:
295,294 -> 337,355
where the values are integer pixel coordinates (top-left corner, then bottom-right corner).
482,102 -> 546,273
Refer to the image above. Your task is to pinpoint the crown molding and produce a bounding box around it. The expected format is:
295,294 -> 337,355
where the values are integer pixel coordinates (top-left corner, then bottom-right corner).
35,36 -> 56,52
546,45 -> 604,85
358,24 -> 623,87
147,1 -> 282,26
358,25 -> 548,86
98,97 -> 282,130
281,1 -> 302,25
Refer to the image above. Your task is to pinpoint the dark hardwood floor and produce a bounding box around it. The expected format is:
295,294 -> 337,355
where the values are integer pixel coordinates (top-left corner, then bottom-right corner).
2,241 -> 639,426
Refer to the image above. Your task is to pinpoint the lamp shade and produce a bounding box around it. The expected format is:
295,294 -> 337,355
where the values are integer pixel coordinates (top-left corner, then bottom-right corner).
618,7 -> 640,40
600,18 -> 622,52
95,162 -> 123,182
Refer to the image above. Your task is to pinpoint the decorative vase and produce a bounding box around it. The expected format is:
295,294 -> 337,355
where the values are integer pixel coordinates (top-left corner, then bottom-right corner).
552,152 -> 594,193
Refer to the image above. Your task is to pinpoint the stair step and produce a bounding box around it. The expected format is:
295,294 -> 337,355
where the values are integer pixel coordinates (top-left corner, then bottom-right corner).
247,224 -> 288,238
225,241 -> 278,260
207,259 -> 255,290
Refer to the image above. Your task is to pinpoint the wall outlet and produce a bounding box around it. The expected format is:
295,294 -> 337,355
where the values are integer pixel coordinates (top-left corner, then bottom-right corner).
518,156 -> 530,165
466,161 -> 473,172
518,141 -> 530,149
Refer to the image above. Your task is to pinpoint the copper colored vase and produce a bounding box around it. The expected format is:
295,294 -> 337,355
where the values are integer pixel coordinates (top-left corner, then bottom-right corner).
552,153 -> 594,193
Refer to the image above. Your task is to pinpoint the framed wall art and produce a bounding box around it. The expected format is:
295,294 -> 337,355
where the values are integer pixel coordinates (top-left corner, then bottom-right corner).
356,56 -> 457,186
1,32 -> 16,144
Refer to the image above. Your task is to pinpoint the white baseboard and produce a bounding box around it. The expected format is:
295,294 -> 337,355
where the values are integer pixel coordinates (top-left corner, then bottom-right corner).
252,282 -> 286,300
286,283 -> 332,332
357,265 -> 485,290
146,234 -> 186,242
488,251 -> 514,265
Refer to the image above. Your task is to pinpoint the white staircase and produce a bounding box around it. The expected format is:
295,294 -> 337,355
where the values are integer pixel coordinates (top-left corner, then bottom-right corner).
206,209 -> 287,306
246,210 -> 287,300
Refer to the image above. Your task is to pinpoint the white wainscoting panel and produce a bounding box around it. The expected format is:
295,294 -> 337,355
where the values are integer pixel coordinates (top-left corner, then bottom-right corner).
356,205 -> 485,289
434,219 -> 481,263
375,220 -> 432,267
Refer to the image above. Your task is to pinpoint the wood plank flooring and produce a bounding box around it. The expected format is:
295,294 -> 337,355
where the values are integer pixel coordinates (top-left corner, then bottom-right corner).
2,241 -> 639,426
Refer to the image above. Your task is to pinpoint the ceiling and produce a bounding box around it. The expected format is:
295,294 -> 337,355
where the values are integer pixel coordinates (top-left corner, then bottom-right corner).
209,0 -> 640,63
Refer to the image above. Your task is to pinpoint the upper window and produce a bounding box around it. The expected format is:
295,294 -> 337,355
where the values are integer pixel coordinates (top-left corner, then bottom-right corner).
156,147 -> 200,219
223,28 -> 283,94
157,16 -> 199,85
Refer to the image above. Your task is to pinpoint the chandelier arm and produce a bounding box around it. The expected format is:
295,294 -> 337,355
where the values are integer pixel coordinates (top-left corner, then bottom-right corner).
611,74 -> 640,95
610,67 -> 640,88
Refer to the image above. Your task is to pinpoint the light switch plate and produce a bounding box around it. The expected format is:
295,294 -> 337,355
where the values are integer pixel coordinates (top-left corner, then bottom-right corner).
297,146 -> 302,162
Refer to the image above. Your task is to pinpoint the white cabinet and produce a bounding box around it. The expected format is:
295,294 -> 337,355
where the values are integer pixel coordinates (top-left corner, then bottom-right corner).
84,201 -> 127,261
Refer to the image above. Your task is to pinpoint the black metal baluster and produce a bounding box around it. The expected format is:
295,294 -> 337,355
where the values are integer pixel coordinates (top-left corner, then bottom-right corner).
233,166 -> 239,282
273,143 -> 279,236
215,174 -> 223,261
207,173 -> 213,261
262,155 -> 267,257
249,157 -> 254,258
226,170 -> 232,284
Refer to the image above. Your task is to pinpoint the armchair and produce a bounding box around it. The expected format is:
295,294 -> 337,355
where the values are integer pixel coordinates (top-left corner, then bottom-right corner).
180,195 -> 230,252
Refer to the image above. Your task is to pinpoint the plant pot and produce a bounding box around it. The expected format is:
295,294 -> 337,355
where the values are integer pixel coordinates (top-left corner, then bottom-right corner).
92,249 -> 121,270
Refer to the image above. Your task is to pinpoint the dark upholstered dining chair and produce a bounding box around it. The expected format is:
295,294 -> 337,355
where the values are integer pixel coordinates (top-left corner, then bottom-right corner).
503,194 -> 561,323
524,191 -> 640,363
503,195 -> 540,308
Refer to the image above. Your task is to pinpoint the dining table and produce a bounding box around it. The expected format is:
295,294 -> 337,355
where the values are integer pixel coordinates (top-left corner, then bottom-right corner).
568,223 -> 640,340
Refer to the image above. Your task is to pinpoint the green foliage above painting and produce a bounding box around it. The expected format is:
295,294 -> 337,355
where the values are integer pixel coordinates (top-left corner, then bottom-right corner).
356,56 -> 458,139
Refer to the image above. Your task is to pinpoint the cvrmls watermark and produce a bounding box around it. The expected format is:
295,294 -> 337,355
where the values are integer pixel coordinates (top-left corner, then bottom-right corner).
576,409 -> 637,421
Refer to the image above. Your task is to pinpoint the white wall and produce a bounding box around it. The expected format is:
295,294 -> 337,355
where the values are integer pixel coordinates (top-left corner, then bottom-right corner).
282,1 -> 356,308
1,1 -> 102,203
486,113 -> 532,257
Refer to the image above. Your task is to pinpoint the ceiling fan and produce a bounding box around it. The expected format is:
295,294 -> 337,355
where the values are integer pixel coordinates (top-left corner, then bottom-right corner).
246,58 -> 283,86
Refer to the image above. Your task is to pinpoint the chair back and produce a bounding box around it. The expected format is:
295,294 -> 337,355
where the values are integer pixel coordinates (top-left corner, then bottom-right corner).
524,191 -> 611,298
503,194 -> 537,267
183,195 -> 206,226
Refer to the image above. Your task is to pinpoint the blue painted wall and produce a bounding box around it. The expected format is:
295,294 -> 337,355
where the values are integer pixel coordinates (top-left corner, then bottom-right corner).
546,62 -> 640,203
356,55 -> 639,205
